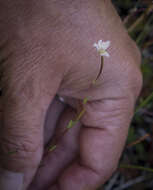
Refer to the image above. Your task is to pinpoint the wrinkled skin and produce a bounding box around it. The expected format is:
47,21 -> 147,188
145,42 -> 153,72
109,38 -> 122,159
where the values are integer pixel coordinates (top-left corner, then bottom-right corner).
0,0 -> 142,190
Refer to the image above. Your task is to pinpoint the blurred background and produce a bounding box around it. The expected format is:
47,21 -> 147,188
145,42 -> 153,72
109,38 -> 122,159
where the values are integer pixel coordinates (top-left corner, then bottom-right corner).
99,0 -> 153,189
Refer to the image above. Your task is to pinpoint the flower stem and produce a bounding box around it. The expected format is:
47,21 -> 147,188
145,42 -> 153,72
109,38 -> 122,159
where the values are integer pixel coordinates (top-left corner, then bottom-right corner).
92,56 -> 104,84
48,55 -> 104,153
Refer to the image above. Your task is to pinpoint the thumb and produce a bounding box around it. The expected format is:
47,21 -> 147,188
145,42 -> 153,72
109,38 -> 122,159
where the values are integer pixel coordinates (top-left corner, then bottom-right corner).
0,43 -> 63,190
0,99 -> 23,190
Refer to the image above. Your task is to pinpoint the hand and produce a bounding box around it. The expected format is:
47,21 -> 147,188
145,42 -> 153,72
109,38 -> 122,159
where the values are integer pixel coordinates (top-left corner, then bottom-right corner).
0,0 -> 142,190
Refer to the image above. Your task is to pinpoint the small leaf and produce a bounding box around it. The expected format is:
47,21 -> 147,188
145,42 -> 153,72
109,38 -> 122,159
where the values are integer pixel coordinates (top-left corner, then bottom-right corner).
83,97 -> 88,105
49,145 -> 57,152
67,120 -> 74,129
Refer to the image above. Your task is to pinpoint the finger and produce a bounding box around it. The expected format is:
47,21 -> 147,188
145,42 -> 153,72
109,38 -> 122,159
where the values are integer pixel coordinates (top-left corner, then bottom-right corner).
0,41 -> 64,190
48,97 -> 136,190
28,106 -> 81,190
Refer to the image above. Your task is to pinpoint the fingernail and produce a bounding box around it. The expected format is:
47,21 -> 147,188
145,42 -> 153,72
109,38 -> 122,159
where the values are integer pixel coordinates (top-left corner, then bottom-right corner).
0,168 -> 23,190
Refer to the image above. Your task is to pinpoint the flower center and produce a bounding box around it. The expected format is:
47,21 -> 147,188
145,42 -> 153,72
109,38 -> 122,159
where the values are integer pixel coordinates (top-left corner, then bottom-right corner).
99,49 -> 105,54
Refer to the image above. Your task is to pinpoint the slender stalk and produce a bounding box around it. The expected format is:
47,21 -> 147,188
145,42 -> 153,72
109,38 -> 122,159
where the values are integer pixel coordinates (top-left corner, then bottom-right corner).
75,108 -> 86,121
92,56 -> 104,84
120,164 -> 153,173
128,5 -> 153,33
48,55 -> 104,152
127,133 -> 150,148
135,91 -> 153,114
136,13 -> 153,45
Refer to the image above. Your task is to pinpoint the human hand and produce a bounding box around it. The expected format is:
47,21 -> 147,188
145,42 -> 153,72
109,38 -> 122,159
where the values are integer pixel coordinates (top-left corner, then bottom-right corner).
0,0 -> 142,190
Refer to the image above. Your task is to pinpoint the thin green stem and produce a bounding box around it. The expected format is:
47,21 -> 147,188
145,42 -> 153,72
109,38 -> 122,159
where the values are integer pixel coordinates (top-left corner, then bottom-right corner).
128,5 -> 153,33
136,13 -> 153,45
49,55 -> 104,153
120,164 -> 153,173
75,108 -> 86,121
135,91 -> 153,114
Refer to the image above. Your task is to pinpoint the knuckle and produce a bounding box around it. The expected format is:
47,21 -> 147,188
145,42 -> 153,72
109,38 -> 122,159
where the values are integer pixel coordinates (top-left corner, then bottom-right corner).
1,124 -> 41,151
121,48 -> 143,99
0,107 -> 43,169
0,133 -> 42,169
81,99 -> 132,128
131,40 -> 142,66
134,68 -> 143,95
129,65 -> 143,98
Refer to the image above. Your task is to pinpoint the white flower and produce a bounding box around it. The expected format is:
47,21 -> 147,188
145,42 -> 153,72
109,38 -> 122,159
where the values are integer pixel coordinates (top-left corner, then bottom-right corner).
93,40 -> 110,57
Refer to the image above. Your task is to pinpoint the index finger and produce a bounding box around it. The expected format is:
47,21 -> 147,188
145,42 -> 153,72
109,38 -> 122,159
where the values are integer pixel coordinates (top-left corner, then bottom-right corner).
49,96 -> 135,190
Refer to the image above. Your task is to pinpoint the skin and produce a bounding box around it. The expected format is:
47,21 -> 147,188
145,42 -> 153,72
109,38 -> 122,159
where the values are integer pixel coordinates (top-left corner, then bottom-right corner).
0,0 -> 142,189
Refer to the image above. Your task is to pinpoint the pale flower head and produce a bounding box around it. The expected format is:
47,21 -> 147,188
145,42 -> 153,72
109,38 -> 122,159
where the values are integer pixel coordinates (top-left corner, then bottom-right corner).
93,40 -> 110,57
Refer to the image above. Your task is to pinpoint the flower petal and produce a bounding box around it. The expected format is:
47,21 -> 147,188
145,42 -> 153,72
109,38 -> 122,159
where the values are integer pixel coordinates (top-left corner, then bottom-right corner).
93,43 -> 98,47
100,51 -> 110,57
98,40 -> 103,48
93,43 -> 98,50
101,41 -> 110,50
